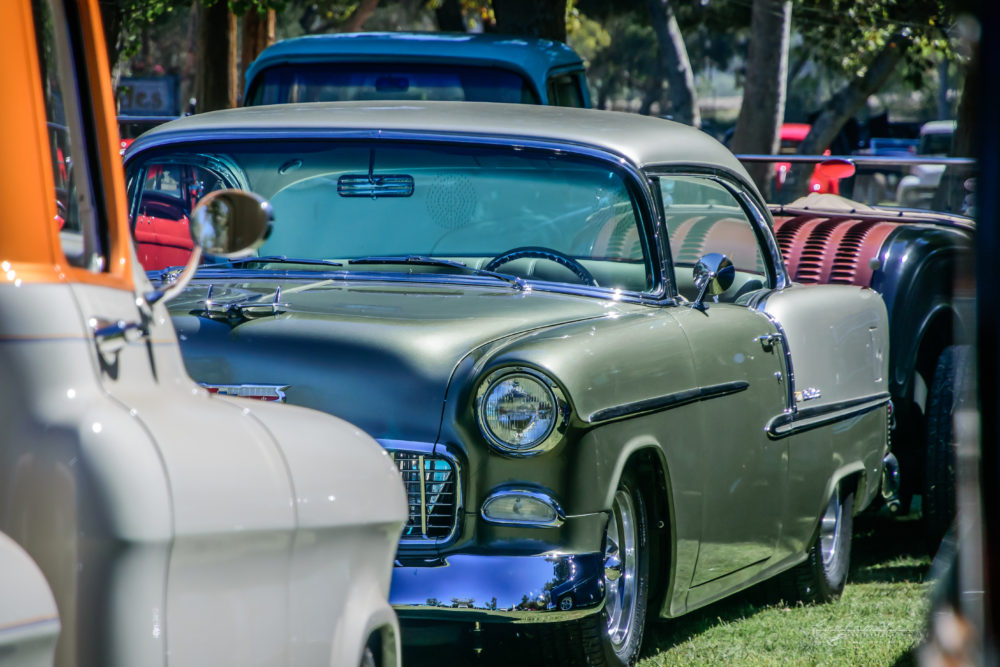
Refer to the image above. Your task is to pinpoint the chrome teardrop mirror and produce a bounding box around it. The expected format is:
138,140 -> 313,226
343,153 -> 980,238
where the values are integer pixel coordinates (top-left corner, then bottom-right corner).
145,190 -> 273,308
189,189 -> 273,258
692,253 -> 735,311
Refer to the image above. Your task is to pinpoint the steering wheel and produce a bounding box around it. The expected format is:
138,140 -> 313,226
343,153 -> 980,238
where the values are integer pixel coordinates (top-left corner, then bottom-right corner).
484,246 -> 598,286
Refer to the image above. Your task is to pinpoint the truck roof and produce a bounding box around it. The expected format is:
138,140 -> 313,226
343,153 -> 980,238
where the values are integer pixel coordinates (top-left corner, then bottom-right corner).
245,32 -> 585,94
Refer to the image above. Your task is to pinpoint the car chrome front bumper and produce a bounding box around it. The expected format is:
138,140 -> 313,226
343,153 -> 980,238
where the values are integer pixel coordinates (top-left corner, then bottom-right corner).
391,552 -> 606,623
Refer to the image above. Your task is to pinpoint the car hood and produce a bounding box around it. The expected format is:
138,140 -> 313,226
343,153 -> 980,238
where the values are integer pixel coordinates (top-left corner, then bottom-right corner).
168,276 -> 617,443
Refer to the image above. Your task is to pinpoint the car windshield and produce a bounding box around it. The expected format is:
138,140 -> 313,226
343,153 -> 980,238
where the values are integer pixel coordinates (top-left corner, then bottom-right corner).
127,140 -> 654,294
247,63 -> 540,105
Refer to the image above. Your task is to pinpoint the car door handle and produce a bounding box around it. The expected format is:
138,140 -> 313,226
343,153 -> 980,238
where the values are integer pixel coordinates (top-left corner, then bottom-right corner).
756,332 -> 782,352
90,317 -> 145,354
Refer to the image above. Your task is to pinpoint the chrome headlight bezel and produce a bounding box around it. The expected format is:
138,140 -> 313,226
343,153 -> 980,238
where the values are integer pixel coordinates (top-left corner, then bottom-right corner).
474,366 -> 569,457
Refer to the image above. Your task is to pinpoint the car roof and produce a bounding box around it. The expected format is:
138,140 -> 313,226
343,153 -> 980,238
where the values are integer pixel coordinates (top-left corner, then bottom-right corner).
127,101 -> 755,184
245,32 -> 585,92
920,120 -> 957,135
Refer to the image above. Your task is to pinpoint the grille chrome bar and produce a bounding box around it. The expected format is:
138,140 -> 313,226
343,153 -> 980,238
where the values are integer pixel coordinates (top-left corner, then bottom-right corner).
391,449 -> 461,543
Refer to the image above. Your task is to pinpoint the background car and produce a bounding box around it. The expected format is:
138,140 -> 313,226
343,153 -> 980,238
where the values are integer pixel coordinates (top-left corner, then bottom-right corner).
2,2 -> 406,666
895,120 -> 957,209
243,31 -> 591,108
127,101 -> 892,666
769,191 -> 973,549
774,122 -> 841,195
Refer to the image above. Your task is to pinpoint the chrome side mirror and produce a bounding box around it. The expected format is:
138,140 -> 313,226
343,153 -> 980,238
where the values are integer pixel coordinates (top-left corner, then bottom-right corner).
145,190 -> 273,306
189,189 -> 273,258
691,253 -> 735,312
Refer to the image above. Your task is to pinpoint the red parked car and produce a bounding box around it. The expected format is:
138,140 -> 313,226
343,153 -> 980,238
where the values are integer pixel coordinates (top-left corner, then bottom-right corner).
776,122 -> 840,194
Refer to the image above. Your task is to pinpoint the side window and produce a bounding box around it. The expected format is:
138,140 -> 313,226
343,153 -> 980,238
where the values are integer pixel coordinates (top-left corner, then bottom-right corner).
32,0 -> 105,271
546,73 -> 585,108
657,175 -> 770,301
130,160 -> 229,271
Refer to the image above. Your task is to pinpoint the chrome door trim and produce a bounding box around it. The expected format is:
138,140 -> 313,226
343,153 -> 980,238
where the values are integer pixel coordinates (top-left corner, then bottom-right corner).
765,392 -> 891,439
586,380 -> 749,424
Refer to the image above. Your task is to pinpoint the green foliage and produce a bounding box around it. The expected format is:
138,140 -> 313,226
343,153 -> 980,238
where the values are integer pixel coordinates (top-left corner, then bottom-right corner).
794,0 -> 958,89
565,0 -> 611,66
106,1 -> 180,59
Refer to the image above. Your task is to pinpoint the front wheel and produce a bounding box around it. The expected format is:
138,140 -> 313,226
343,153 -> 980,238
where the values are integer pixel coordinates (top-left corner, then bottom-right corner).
778,484 -> 854,604
533,470 -> 650,666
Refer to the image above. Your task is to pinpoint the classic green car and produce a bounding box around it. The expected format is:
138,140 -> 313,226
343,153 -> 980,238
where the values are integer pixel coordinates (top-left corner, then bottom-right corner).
126,102 -> 892,666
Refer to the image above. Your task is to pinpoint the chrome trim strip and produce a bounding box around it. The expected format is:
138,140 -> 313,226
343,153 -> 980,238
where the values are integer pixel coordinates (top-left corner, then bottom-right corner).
752,303 -> 797,415
765,392 -> 891,439
481,487 -> 566,528
737,153 -> 976,168
586,380 -> 749,424
178,269 -> 666,307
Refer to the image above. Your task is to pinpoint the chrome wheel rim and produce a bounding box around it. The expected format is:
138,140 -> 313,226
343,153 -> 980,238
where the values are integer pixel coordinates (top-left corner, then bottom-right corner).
605,488 -> 638,651
820,491 -> 842,567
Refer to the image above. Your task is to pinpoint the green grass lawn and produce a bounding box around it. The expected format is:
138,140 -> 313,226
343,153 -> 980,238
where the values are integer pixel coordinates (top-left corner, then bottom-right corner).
638,510 -> 934,666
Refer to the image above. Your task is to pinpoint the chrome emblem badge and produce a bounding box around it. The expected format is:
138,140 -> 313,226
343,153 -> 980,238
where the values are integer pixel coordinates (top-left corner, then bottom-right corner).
795,387 -> 822,403
202,384 -> 289,402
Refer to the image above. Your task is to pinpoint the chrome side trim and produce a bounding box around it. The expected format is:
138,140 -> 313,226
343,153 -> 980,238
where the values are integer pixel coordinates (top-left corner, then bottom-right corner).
586,380 -> 749,424
765,392 -> 891,439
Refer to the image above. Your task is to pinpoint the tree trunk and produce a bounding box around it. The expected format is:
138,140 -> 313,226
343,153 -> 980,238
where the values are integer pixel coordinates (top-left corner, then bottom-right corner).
730,0 -> 792,196
782,37 -> 910,201
435,0 -> 466,32
492,0 -> 567,42
643,0 -> 700,128
196,1 -> 238,112
98,3 -> 123,74
299,0 -> 382,34
932,40 -> 977,214
240,9 -> 276,101
638,67 -> 664,116
342,0 -> 381,32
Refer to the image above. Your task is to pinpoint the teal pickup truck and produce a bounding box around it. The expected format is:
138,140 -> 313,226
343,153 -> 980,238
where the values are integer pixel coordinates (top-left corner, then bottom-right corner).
243,31 -> 591,108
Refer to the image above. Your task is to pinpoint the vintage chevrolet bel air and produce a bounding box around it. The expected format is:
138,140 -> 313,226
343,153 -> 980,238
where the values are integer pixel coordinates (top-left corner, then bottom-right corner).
126,102 -> 893,666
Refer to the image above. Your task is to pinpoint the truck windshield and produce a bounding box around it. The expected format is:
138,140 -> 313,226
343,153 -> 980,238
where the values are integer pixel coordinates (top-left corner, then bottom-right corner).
247,63 -> 540,106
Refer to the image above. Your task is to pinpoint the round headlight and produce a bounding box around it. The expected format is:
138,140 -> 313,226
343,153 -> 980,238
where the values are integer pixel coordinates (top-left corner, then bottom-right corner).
476,368 -> 567,455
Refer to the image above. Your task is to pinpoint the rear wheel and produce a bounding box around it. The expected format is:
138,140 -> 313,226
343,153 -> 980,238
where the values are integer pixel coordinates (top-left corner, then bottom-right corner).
531,470 -> 650,666
923,346 -> 970,552
778,484 -> 854,604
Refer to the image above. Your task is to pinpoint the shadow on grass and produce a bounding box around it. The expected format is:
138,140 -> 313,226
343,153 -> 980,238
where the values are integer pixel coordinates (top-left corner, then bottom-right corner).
401,508 -> 936,665
640,506 -> 934,659
850,508 -> 933,585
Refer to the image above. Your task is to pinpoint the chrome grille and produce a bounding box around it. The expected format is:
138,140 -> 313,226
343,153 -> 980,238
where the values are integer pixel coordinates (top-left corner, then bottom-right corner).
392,451 -> 460,542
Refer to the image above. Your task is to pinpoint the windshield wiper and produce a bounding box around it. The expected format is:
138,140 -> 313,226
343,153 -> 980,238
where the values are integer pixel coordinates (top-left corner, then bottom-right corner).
208,255 -> 344,269
348,255 -> 526,290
